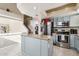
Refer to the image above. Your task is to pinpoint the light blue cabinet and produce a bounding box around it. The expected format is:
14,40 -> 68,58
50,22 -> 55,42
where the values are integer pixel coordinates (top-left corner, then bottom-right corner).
74,36 -> 79,52
21,36 -> 26,55
22,36 -> 41,56
70,35 -> 75,48
70,35 -> 79,52
41,40 -> 48,56
21,35 -> 53,56
52,35 -> 58,44
27,37 -> 41,56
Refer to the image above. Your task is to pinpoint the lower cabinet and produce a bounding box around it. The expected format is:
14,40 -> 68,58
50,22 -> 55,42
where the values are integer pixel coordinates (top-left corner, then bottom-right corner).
22,36 -> 40,56
21,36 -> 53,56
74,36 -> 79,52
52,35 -> 58,44
41,40 -> 48,56
70,35 -> 79,52
70,35 -> 75,48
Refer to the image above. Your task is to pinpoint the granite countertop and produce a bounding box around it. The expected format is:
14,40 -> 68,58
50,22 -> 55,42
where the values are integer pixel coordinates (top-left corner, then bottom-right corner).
22,34 -> 51,41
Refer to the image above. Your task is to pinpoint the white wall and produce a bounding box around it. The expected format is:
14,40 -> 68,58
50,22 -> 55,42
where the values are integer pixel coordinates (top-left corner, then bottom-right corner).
0,8 -> 28,43
0,16 -> 28,33
0,8 -> 28,34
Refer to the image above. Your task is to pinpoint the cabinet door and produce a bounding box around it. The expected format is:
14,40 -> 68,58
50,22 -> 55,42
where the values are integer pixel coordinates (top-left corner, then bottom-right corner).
48,38 -> 53,56
74,36 -> 77,49
41,40 -> 48,56
75,37 -> 79,52
21,36 -> 24,54
52,35 -> 58,44
23,37 -> 41,56
23,37 -> 32,55
70,35 -> 75,48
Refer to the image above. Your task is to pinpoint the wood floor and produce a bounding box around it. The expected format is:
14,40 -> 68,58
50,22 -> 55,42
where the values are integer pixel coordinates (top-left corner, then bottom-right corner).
53,46 -> 79,56
0,42 -> 79,56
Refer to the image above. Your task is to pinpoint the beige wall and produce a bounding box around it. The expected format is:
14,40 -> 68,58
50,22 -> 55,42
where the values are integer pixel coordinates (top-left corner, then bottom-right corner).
0,3 -> 23,21
47,3 -> 79,17
47,6 -> 77,17
0,3 -> 21,15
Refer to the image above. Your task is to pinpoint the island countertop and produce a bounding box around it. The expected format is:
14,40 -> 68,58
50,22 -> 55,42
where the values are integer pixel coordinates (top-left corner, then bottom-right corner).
22,33 -> 51,41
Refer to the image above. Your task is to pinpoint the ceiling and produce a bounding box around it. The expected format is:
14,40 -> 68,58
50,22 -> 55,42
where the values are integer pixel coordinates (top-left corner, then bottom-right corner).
20,3 -> 67,11
0,3 -> 22,15
17,3 -> 67,18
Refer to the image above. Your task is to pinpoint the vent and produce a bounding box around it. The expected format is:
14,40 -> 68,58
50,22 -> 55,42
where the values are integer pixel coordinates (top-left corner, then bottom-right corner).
6,8 -> 10,12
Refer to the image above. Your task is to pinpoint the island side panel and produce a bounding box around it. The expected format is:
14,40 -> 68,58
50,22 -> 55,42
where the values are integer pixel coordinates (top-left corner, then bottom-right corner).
21,36 -> 41,56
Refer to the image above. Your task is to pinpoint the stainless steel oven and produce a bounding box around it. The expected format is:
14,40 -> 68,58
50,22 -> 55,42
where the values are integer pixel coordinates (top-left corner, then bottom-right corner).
57,35 -> 70,48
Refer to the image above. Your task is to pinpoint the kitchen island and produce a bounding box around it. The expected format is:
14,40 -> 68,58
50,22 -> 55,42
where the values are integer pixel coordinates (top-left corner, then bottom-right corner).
21,33 -> 53,56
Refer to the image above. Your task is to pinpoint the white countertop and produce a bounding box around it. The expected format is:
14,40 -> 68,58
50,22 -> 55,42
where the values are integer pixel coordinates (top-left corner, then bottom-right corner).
0,32 -> 23,36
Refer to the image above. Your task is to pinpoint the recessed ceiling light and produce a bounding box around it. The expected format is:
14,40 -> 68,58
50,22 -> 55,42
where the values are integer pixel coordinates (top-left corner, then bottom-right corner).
33,6 -> 37,10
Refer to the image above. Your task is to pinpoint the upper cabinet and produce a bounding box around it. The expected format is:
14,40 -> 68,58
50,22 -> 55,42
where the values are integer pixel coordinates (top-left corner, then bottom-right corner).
54,14 -> 79,27
70,15 -> 79,27
54,16 -> 70,27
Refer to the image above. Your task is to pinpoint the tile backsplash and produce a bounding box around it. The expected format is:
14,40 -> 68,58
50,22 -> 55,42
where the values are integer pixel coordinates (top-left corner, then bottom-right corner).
0,24 -> 9,33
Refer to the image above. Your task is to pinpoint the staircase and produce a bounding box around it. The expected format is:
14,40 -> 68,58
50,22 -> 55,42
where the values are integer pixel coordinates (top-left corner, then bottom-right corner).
24,15 -> 33,34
